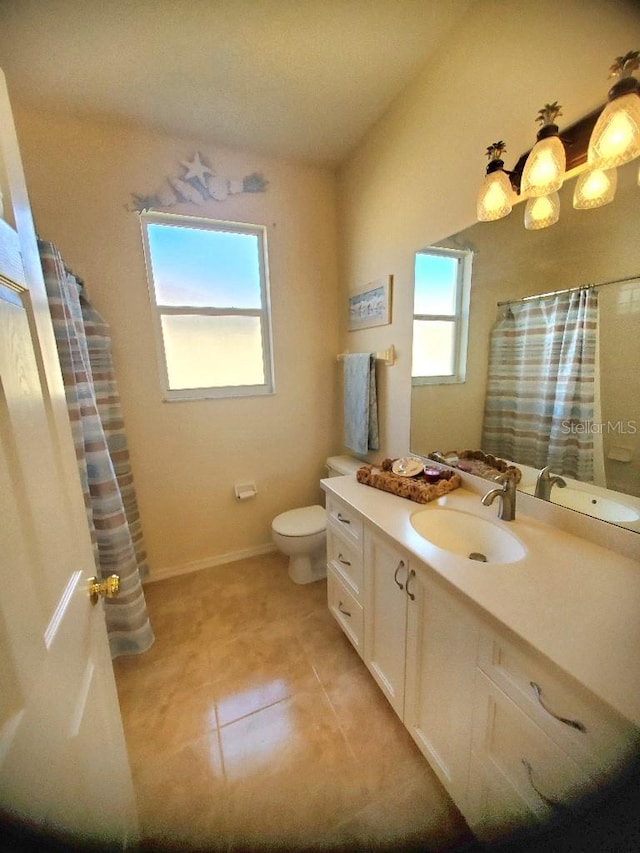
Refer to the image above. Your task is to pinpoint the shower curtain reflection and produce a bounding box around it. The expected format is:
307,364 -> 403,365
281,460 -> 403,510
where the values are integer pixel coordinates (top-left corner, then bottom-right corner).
481,289 -> 600,483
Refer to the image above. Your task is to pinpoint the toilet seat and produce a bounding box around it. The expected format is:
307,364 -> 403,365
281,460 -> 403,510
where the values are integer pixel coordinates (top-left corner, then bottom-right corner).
272,505 -> 326,537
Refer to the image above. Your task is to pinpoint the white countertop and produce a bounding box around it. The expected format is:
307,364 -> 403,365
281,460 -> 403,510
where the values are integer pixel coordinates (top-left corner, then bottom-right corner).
321,475 -> 640,727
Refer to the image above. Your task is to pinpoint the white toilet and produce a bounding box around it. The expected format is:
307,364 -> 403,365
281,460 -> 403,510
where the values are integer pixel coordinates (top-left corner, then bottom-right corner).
271,455 -> 362,584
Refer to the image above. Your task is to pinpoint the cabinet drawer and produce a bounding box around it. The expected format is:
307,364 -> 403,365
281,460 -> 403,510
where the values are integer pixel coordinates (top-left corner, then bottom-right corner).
327,569 -> 364,656
327,527 -> 363,599
472,670 -> 594,821
478,631 -> 640,784
326,495 -> 363,550
467,750 -> 539,843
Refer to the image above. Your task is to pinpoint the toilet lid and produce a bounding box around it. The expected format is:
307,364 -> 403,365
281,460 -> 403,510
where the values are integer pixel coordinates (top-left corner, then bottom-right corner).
272,505 -> 326,536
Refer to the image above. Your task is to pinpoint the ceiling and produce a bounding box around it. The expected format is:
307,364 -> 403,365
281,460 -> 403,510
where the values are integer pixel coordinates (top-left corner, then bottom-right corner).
0,0 -> 473,167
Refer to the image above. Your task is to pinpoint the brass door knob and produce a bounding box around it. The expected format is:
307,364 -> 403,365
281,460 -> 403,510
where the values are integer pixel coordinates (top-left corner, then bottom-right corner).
88,574 -> 120,606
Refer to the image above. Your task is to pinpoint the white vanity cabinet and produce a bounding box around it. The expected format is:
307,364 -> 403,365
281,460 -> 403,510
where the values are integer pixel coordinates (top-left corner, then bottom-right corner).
322,479 -> 640,842
363,527 -> 480,804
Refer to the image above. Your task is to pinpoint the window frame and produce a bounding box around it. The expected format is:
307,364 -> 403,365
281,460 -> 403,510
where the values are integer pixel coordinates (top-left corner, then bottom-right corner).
140,211 -> 275,402
411,246 -> 472,386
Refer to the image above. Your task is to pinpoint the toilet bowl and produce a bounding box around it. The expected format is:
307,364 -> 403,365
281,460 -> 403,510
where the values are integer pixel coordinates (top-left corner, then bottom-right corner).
271,455 -> 362,584
271,505 -> 327,584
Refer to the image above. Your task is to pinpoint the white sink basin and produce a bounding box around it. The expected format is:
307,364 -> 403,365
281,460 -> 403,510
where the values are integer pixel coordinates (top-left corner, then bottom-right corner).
410,507 -> 526,564
520,484 -> 640,523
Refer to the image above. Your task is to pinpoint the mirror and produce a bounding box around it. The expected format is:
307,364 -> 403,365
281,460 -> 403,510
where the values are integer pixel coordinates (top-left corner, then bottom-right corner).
410,158 -> 640,531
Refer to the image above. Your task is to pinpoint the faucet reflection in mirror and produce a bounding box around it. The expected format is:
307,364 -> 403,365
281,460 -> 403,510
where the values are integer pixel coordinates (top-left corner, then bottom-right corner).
535,466 -> 567,501
476,50 -> 640,228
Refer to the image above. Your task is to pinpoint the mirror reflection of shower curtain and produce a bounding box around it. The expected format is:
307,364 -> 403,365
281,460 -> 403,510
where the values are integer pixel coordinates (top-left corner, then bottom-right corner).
592,312 -> 606,486
481,289 -> 599,482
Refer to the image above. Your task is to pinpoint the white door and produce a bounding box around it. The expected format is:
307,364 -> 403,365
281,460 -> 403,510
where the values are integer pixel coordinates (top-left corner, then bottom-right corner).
0,69 -> 137,846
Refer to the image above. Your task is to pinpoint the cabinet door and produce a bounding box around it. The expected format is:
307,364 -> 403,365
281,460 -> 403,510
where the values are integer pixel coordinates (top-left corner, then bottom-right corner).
364,530 -> 409,718
404,573 -> 479,805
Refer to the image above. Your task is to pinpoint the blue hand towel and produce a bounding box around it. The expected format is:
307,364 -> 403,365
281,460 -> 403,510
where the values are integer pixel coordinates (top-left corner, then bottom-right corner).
343,353 -> 379,454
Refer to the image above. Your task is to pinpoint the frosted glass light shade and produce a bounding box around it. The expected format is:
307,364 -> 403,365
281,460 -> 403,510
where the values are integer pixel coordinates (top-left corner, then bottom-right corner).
476,170 -> 514,221
587,92 -> 640,169
520,136 -> 566,197
573,168 -> 618,209
524,192 -> 560,230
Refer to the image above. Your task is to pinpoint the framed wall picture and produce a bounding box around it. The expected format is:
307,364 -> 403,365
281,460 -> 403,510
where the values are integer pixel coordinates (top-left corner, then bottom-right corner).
348,275 -> 393,331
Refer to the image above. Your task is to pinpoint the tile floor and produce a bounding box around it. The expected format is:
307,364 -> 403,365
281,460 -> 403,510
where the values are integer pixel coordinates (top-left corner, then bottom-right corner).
113,552 -> 474,852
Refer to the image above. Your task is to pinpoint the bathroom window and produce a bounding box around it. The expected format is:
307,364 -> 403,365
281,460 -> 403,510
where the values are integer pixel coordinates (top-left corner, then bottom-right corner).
141,212 -> 274,400
412,247 -> 472,385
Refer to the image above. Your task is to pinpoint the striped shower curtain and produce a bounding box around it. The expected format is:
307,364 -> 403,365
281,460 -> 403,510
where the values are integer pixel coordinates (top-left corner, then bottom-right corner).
481,288 -> 598,482
39,240 -> 154,658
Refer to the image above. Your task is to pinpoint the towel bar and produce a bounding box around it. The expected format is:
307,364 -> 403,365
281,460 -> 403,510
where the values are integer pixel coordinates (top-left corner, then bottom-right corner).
336,345 -> 395,366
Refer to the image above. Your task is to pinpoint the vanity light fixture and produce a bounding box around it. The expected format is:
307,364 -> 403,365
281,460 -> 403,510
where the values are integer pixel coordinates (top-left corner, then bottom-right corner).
573,166 -> 618,209
524,191 -> 560,230
588,51 -> 640,170
476,49 -> 639,228
476,141 -> 516,222
520,102 -> 567,197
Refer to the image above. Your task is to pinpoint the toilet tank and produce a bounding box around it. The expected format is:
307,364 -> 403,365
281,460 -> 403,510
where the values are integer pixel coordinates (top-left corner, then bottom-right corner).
325,455 -> 363,478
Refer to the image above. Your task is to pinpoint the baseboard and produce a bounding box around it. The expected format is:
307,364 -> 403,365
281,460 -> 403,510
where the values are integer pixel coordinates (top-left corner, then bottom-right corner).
145,542 -> 278,584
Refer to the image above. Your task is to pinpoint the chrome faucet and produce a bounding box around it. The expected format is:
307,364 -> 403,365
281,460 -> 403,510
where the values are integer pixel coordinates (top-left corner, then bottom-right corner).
481,474 -> 517,521
534,466 -> 567,501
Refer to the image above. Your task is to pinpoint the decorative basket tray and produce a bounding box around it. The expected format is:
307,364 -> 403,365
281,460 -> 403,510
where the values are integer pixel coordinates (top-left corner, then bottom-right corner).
356,458 -> 461,504
454,450 -> 522,483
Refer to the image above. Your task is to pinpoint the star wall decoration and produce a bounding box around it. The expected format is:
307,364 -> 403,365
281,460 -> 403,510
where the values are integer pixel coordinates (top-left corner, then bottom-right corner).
181,152 -> 214,184
128,153 -> 268,212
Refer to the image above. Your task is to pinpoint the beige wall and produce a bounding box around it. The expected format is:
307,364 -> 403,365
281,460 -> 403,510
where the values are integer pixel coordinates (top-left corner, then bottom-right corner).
337,0 -> 640,460
13,108 -> 341,576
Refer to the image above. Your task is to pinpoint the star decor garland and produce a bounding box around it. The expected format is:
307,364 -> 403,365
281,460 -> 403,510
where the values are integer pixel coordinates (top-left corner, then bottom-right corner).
129,152 -> 268,212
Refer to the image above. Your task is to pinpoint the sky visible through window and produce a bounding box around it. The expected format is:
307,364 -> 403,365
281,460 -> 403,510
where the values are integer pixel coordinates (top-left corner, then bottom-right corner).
413,252 -> 459,377
414,253 -> 457,316
147,223 -> 261,309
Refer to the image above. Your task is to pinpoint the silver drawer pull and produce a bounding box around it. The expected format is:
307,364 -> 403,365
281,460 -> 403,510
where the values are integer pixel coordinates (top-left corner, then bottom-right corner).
337,512 -> 351,525
338,601 -> 352,617
338,553 -> 352,566
522,759 -> 564,810
406,569 -> 416,600
394,560 -> 405,590
530,682 -> 587,733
